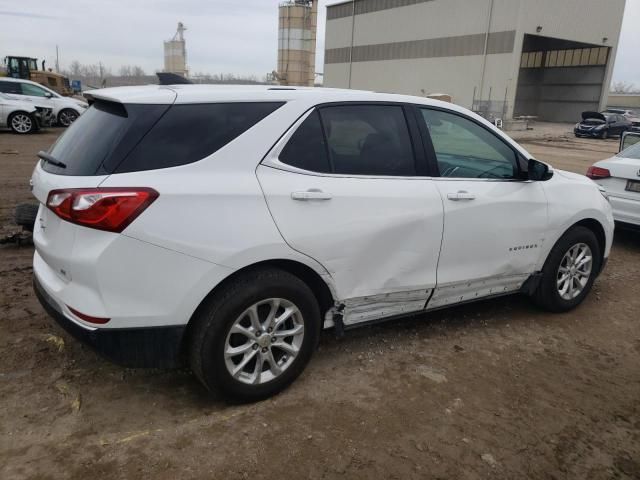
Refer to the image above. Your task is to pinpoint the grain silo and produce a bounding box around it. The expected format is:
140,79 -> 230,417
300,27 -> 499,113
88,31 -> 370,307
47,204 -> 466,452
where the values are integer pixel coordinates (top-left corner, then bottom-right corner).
164,22 -> 188,78
277,1 -> 317,86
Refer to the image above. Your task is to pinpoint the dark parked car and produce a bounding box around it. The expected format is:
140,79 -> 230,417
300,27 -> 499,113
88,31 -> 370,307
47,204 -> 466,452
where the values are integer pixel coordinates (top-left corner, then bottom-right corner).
574,111 -> 632,139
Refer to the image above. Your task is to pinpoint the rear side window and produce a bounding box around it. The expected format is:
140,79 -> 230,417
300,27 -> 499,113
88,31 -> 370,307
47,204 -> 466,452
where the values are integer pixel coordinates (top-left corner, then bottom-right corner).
0,81 -> 21,94
43,101 -> 283,176
321,105 -> 415,176
279,104 -> 416,176
279,110 -> 331,173
117,102 -> 284,173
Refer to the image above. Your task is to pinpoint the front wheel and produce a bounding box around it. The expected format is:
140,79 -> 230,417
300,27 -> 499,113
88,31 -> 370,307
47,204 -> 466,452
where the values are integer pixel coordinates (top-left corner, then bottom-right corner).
189,268 -> 321,402
57,109 -> 79,127
9,112 -> 36,134
531,226 -> 601,312
600,129 -> 609,139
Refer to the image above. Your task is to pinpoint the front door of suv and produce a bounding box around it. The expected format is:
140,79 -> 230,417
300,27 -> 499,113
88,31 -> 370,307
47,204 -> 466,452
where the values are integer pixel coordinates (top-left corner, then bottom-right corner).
257,103 -> 444,325
416,107 -> 548,309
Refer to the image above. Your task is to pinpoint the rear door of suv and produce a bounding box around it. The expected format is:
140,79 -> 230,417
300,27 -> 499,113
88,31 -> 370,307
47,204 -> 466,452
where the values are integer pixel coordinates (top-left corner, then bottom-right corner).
257,103 -> 444,325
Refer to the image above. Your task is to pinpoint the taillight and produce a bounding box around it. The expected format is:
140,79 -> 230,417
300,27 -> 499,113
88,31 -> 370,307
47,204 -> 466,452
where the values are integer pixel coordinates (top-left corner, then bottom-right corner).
46,188 -> 158,233
586,166 -> 611,179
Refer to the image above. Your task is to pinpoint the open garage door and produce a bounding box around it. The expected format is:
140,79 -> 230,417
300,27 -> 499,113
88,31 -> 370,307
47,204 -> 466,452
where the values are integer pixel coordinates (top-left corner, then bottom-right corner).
514,34 -> 609,123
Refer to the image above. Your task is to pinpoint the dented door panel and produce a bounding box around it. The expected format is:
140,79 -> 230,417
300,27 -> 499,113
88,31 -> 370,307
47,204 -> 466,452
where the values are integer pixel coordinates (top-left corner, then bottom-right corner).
257,165 -> 444,302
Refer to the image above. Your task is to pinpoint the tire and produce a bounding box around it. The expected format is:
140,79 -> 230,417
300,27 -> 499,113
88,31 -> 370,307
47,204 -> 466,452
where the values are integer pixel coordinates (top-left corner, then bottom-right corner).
531,226 -> 601,312
57,109 -> 79,127
14,203 -> 39,232
189,268 -> 321,402
600,129 -> 609,139
8,112 -> 36,134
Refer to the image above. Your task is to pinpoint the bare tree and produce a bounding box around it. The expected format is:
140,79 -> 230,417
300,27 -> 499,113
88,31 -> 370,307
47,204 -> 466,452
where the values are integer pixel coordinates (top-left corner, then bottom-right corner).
611,81 -> 640,94
68,60 -> 82,78
131,65 -> 146,77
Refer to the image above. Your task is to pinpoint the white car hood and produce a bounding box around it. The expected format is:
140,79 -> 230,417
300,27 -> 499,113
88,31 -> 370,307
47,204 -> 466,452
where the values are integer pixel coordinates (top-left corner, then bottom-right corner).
555,169 -> 593,185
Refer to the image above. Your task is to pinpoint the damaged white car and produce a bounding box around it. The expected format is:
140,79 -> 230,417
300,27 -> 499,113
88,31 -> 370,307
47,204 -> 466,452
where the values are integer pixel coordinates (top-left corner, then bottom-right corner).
31,86 -> 614,400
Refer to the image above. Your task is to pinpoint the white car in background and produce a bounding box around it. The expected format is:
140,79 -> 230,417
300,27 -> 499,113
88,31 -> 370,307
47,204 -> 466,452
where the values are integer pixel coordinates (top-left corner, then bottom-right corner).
588,132 -> 640,229
0,92 -> 53,134
0,77 -> 87,127
31,86 -> 614,401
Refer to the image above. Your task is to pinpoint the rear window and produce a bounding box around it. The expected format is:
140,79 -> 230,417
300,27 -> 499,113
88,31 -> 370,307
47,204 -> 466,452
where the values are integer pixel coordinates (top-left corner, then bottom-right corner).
43,101 -> 284,176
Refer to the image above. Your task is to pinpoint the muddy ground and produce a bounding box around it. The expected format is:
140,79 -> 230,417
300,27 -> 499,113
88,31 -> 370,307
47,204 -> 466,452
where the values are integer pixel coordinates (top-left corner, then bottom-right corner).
0,126 -> 639,480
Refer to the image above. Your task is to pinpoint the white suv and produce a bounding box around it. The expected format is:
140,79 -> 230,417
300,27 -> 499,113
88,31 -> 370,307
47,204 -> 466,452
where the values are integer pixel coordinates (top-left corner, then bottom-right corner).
0,77 -> 87,126
31,86 -> 614,400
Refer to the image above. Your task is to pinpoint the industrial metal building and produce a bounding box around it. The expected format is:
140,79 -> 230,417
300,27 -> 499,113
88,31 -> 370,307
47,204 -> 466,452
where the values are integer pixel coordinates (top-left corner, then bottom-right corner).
323,0 -> 626,122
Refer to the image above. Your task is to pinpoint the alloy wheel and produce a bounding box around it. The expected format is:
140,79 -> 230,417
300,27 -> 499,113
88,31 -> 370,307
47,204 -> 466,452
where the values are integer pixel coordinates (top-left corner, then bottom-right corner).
11,114 -> 33,133
556,243 -> 592,300
59,110 -> 78,127
224,298 -> 305,385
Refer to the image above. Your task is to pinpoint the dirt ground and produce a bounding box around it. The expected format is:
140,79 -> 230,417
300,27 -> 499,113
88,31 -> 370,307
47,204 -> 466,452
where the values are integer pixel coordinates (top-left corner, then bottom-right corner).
1,125 -> 639,480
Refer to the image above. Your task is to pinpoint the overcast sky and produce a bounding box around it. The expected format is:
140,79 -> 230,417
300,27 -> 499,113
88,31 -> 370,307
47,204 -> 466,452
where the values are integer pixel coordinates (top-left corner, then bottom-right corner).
1,0 -> 639,85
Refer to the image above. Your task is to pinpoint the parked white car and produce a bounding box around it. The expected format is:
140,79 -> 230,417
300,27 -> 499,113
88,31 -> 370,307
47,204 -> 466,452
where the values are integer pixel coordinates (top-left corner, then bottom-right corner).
588,132 -> 640,229
0,77 -> 87,126
31,86 -> 614,400
0,91 -> 53,133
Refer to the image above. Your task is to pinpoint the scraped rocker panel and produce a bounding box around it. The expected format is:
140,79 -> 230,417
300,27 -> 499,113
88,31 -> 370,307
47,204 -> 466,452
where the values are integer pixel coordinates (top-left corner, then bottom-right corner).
341,288 -> 432,326
427,274 -> 529,310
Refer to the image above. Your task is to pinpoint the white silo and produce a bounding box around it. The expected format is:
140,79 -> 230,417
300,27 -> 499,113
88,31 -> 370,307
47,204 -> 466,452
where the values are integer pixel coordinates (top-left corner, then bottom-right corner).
164,22 -> 188,78
277,1 -> 317,86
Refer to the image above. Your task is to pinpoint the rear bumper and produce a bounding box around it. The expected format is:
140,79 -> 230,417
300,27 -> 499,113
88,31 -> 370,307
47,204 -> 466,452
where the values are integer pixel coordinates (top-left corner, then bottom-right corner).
609,195 -> 640,227
34,275 -> 186,368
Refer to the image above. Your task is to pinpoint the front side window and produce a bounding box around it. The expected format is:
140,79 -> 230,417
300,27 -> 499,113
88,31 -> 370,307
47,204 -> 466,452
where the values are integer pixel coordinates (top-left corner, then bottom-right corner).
279,104 -> 416,176
421,108 -> 518,179
21,83 -> 49,97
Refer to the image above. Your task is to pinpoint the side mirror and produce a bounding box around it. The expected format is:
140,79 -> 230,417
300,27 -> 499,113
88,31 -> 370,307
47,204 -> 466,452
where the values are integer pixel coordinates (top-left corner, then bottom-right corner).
44,92 -> 53,98
528,159 -> 553,181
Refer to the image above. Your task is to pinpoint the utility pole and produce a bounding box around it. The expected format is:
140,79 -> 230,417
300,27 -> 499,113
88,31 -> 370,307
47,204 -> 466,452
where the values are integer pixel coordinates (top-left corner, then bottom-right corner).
55,45 -> 60,72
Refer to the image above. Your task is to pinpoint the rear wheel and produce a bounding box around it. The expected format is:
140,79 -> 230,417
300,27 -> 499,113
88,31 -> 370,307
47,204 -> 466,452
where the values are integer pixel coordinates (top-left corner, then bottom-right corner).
9,112 -> 35,134
57,109 -> 79,127
189,268 -> 321,402
531,226 -> 601,312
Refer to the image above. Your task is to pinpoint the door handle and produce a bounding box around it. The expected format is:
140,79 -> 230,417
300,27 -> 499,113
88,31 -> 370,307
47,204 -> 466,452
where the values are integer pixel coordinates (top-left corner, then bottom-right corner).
447,191 -> 476,201
291,189 -> 333,201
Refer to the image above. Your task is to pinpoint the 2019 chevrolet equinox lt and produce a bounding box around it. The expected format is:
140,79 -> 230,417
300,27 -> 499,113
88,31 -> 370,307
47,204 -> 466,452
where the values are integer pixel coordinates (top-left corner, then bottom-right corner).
32,85 -> 614,401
